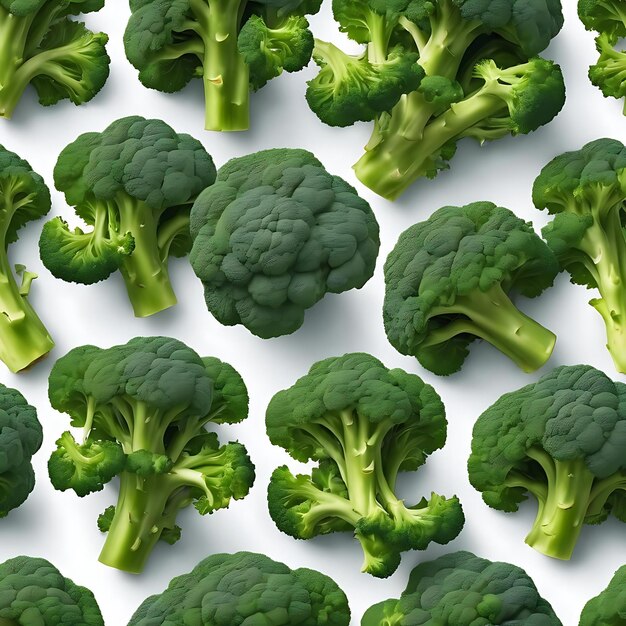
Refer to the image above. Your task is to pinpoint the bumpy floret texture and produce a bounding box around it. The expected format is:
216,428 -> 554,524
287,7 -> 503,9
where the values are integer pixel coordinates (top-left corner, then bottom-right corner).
128,552 -> 350,626
190,148 -> 380,338
580,564 -> 626,626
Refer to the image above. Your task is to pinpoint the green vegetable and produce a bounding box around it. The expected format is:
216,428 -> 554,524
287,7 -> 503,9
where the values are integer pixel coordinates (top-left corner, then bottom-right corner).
0,144 -> 54,372
39,116 -> 217,318
534,138 -> 626,373
47,336 -> 255,574
468,364 -> 626,560
124,0 -> 321,131
579,0 -> 626,114
362,551 -> 562,625
580,564 -> 626,625
383,201 -> 558,376
0,383 -> 42,517
0,0 -> 110,119
128,551 -> 350,625
0,555 -> 104,625
306,0 -> 565,200
190,148 -> 380,338
266,352 -> 464,579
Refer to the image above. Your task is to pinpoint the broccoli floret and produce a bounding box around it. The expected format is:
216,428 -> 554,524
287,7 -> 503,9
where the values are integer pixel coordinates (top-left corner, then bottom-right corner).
0,383 -> 42,517
0,0 -> 110,118
307,0 -> 565,200
266,352 -> 464,579
533,138 -> 626,373
579,0 -> 626,114
39,116 -> 217,318
468,365 -> 626,560
580,565 -> 626,625
384,201 -> 558,376
362,551 -> 562,625
189,148 -> 380,338
47,336 -> 255,574
124,0 -> 321,131
128,551 -> 350,626
0,555 -> 104,625
0,144 -> 54,372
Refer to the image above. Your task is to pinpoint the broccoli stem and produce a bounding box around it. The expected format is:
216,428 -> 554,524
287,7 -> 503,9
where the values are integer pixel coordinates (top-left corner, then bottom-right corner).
196,0 -> 249,131
524,458 -> 595,560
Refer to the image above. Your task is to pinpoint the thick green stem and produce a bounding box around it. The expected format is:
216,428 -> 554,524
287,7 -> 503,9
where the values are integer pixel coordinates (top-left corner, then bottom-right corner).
525,459 -> 595,560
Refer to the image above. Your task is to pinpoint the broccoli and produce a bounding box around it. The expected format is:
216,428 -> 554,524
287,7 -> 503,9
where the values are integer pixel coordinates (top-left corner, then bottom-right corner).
579,0 -> 626,114
533,138 -> 626,373
266,352 -> 464,579
383,201 -> 558,376
124,0 -> 321,132
0,144 -> 54,372
306,0 -> 566,200
0,382 -> 42,517
39,116 -> 217,318
580,564 -> 626,625
0,0 -> 110,119
189,148 -> 380,338
128,551 -> 351,625
0,555 -> 104,625
362,551 -> 562,626
468,364 -> 626,561
47,336 -> 255,574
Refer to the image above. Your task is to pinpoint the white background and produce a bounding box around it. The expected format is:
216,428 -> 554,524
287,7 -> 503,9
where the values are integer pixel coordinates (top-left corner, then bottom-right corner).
0,1 -> 623,624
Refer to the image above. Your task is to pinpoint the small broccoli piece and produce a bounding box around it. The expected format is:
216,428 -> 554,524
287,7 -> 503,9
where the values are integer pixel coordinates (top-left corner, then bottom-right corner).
0,383 -> 42,517
39,116 -> 217,318
361,551 -> 562,625
469,365 -> 626,560
47,336 -> 255,573
0,144 -> 54,372
384,201 -> 558,375
189,148 -> 380,338
579,0 -> 626,114
124,0 -> 321,131
0,0 -> 110,118
0,555 -> 104,625
129,552 -> 350,625
533,138 -> 626,373
266,353 -> 464,579
580,564 -> 626,625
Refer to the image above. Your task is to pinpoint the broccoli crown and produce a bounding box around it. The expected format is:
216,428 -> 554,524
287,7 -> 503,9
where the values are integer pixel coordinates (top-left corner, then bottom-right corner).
128,552 -> 350,626
589,33 -> 626,101
578,0 -> 626,38
266,353 -> 464,578
189,148 -> 380,338
0,555 -> 104,625
383,201 -> 558,375
0,383 -> 43,517
362,551 -> 562,626
47,336 -> 255,573
580,564 -> 626,626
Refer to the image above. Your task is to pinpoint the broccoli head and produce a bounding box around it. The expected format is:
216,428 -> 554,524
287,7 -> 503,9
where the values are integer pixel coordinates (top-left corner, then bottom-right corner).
47,336 -> 255,573
579,0 -> 626,114
580,564 -> 626,626
39,116 -> 217,318
384,201 -> 558,376
0,555 -> 104,625
128,551 -> 351,626
362,551 -> 562,626
469,364 -> 626,560
0,383 -> 42,517
124,0 -> 321,131
189,148 -> 380,338
266,352 -> 464,579
0,144 -> 55,372
533,138 -> 626,373
306,0 -> 565,200
0,0 -> 110,118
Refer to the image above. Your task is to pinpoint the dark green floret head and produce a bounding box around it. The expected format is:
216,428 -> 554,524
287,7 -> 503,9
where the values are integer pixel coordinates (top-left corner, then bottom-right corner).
189,148 -> 380,338
578,0 -> 626,38
580,564 -> 626,626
